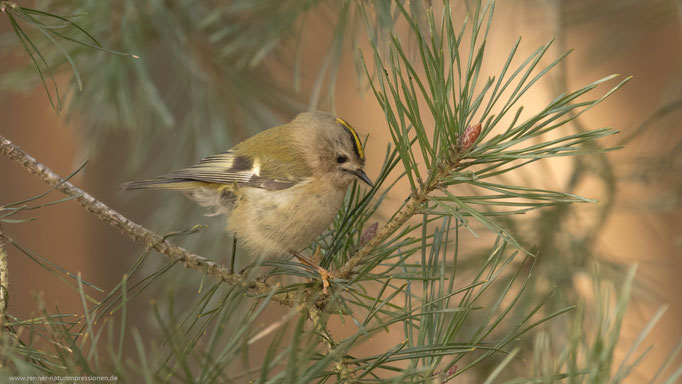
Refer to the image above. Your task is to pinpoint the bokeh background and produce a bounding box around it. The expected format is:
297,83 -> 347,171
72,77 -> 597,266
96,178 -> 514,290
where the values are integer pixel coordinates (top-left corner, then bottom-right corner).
1,0 -> 681,382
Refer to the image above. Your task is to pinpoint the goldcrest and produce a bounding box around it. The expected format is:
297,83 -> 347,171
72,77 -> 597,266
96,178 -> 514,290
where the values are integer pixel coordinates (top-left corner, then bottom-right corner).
122,111 -> 372,258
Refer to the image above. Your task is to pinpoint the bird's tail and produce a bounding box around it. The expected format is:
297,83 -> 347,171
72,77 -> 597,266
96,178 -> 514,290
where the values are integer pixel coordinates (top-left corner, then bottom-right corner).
121,177 -> 206,191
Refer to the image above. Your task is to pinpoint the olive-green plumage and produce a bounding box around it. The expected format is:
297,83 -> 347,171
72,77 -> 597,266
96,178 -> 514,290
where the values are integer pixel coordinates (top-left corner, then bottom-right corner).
122,111 -> 372,258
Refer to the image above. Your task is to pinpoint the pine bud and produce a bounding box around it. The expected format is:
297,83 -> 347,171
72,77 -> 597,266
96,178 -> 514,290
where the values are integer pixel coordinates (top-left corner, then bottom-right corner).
456,123 -> 482,152
360,222 -> 379,246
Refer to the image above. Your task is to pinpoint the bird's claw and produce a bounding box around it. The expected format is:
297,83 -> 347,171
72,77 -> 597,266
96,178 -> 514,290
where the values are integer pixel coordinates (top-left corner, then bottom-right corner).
292,248 -> 337,295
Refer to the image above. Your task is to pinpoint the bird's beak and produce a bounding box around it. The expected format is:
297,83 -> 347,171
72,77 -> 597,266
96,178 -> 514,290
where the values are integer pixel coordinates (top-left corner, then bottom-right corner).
352,169 -> 373,187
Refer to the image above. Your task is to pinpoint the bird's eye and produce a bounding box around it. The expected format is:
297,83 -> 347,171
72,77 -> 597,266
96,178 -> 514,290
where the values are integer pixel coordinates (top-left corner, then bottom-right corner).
336,155 -> 348,164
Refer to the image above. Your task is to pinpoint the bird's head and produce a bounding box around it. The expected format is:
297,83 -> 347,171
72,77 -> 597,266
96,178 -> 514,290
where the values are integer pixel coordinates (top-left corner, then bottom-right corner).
295,111 -> 373,189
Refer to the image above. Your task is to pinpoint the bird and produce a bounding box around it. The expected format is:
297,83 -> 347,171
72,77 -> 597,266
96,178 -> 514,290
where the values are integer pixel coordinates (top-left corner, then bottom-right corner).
122,111 -> 372,290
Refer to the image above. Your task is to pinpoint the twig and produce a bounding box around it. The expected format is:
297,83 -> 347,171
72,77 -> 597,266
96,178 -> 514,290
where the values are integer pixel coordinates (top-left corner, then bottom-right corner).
0,223 -> 8,333
338,123 -> 483,278
0,134 -> 297,307
338,196 -> 424,278
306,306 -> 354,382
339,155 -> 470,278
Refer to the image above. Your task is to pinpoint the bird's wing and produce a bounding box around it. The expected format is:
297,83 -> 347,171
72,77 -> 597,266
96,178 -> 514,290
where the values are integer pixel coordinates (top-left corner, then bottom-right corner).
170,151 -> 258,185
122,151 -> 305,191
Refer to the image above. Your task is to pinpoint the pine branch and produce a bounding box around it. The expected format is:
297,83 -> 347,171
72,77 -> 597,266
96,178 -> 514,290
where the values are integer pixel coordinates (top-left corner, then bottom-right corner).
339,194 -> 423,278
339,123 -> 480,278
0,134 -> 298,308
0,223 -> 7,334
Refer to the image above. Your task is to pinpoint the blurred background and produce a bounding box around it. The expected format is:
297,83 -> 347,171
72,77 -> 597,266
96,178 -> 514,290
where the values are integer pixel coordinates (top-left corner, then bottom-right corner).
1,0 -> 681,382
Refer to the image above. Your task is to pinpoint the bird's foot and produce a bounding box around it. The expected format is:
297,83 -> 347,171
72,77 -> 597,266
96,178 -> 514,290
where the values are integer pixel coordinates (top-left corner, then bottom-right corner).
292,247 -> 337,295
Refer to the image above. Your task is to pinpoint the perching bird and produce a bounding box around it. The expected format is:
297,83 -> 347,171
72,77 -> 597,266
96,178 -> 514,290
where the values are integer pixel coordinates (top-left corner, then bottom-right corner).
122,111 -> 372,282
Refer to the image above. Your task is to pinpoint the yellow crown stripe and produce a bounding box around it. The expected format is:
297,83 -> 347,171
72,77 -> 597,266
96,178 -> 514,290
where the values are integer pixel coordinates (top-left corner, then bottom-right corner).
336,117 -> 365,160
